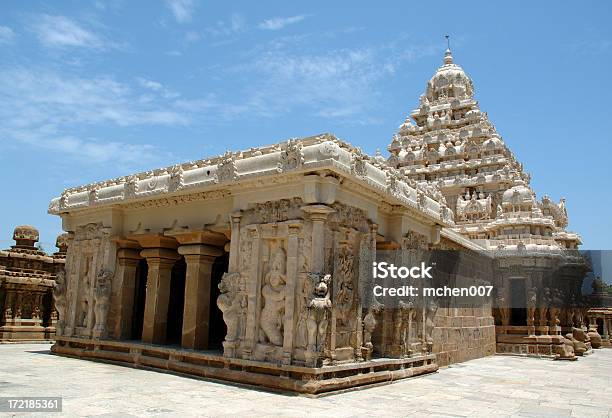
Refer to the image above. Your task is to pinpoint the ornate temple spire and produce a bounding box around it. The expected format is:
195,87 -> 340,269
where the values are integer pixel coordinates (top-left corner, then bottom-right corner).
386,44 -> 581,250
443,48 -> 453,65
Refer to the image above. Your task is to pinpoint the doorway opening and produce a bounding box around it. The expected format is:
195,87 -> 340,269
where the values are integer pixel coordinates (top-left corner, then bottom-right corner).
166,257 -> 186,346
131,258 -> 148,340
208,253 -> 229,351
509,279 -> 526,326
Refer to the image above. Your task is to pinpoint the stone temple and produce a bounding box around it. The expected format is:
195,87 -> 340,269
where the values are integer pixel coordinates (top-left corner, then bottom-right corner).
47,48 -> 605,394
0,226 -> 67,342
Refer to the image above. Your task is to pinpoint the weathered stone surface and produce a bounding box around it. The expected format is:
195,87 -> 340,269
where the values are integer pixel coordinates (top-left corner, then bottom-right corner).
0,226 -> 66,342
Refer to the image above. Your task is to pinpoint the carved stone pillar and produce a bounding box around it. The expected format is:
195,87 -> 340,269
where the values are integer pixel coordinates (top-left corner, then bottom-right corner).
301,205 -> 335,274
110,245 -> 142,340
178,244 -> 223,350
140,248 -> 180,344
227,212 -> 242,273
281,222 -> 301,364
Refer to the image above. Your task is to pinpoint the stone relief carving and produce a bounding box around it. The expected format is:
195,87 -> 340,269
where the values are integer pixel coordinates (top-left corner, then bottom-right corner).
350,149 -> 368,178
216,151 -> 238,183
120,190 -> 230,210
249,198 -> 303,224
124,175 -> 138,199
424,298 -> 438,352
168,164 -> 184,192
295,274 -> 312,350
278,139 -> 304,172
53,270 -> 67,336
329,203 -> 368,231
93,269 -> 113,337
393,299 -> 417,357
306,273 -> 332,354
335,245 -> 355,328
259,248 -> 287,346
78,256 -> 93,328
362,302 -> 383,360
526,286 -> 537,328
217,272 -> 245,344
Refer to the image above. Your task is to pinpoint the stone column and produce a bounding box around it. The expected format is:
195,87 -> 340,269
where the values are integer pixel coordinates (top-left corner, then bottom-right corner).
111,247 -> 142,339
140,248 -> 180,344
227,212 -> 242,273
178,244 -> 223,350
301,205 -> 335,274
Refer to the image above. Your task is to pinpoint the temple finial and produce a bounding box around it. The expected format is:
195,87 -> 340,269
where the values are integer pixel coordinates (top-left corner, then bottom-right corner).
443,34 -> 453,64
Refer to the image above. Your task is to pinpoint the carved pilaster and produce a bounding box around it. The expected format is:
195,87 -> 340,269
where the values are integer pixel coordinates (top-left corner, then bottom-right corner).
301,205 -> 335,274
281,222 -> 301,365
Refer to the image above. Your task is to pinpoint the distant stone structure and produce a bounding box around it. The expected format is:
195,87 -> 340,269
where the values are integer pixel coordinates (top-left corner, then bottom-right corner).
0,226 -> 66,342
47,48 -> 598,394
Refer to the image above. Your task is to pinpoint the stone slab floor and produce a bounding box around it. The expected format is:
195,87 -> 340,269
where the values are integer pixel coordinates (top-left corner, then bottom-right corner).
0,344 -> 611,417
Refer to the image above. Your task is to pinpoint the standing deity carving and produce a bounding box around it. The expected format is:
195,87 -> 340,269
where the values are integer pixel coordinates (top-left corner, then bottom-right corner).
526,286 -> 537,327
362,301 -> 383,360
53,271 -> 67,335
93,269 -> 113,337
260,248 -> 287,346
306,273 -> 332,353
335,245 -> 355,327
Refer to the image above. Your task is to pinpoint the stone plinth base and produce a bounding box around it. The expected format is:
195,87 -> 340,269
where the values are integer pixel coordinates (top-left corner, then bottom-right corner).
51,337 -> 438,395
0,323 -> 55,343
496,326 -> 574,360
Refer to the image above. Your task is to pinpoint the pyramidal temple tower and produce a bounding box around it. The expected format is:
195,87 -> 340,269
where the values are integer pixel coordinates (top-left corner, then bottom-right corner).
387,48 -> 581,251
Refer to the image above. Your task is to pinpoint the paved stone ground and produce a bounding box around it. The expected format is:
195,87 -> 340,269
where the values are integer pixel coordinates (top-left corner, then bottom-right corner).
0,344 -> 611,417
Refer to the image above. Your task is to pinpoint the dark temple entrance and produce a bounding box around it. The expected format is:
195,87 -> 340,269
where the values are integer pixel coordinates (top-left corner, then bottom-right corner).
166,257 -> 186,345
131,258 -> 148,340
510,279 -> 527,326
208,253 -> 228,351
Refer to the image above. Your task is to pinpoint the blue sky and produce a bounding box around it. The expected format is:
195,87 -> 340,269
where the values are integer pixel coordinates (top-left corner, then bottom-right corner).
0,0 -> 611,251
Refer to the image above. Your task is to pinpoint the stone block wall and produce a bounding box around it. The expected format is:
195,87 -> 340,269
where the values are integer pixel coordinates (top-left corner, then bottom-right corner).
432,306 -> 496,366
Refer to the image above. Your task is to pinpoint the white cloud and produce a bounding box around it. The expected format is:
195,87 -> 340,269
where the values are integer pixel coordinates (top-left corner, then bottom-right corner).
258,15 -> 308,31
205,14 -> 246,37
32,15 -> 110,49
0,26 -> 15,44
166,0 -> 197,23
136,77 -> 164,91
185,30 -> 201,43
0,68 -> 192,166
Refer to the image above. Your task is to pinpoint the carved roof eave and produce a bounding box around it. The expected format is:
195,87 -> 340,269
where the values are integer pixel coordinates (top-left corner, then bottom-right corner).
47,134 -> 450,227
440,228 -> 488,254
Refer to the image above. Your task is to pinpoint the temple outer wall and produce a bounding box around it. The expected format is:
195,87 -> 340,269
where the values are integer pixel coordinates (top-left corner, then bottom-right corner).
433,307 -> 496,366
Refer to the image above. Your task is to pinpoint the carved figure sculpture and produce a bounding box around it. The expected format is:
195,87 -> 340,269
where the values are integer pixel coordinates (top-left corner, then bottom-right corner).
526,287 -> 537,327
260,248 -> 287,346
217,272 -> 241,342
93,269 -> 113,337
335,246 -> 355,327
53,270 -> 66,335
306,274 -> 332,353
537,288 -> 550,327
362,302 -> 383,360
566,327 -> 589,356
496,293 -> 510,326
424,298 -> 438,351
556,335 -> 576,359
